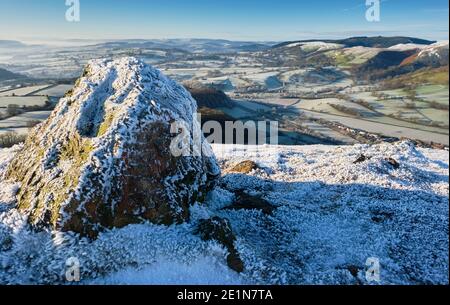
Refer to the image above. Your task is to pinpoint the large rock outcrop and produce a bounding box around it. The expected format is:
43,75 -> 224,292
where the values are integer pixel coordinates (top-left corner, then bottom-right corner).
5,57 -> 220,237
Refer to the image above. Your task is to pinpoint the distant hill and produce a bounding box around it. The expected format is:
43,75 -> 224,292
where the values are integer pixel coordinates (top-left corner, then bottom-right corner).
382,66 -> 449,89
413,41 -> 449,67
357,49 -> 417,71
235,43 -> 272,52
274,36 -> 435,49
94,39 -> 274,53
0,68 -> 26,81
355,41 -> 449,81
0,40 -> 26,48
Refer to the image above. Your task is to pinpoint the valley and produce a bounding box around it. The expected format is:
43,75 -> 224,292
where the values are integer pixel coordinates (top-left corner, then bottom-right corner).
0,37 -> 448,147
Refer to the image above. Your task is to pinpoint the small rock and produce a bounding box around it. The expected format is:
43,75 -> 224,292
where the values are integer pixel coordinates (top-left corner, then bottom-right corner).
196,217 -> 235,248
385,158 -> 400,169
353,154 -> 370,164
195,216 -> 244,273
371,210 -> 394,223
227,250 -> 244,273
226,160 -> 258,174
347,265 -> 361,277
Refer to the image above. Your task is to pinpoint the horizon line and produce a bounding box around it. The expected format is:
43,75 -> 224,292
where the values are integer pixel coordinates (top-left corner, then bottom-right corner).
1,34 -> 447,46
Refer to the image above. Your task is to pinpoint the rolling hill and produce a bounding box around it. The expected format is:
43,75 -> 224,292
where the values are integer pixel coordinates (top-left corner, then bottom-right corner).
355,41 -> 449,81
274,36 -> 435,49
0,68 -> 26,81
0,40 -> 26,48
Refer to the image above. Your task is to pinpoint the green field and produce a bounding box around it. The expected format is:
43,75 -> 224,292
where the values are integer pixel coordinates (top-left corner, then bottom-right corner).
416,85 -> 449,105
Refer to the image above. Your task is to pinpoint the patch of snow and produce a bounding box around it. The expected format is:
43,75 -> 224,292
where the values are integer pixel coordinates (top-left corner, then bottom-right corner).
418,40 -> 449,59
0,145 -> 22,178
387,43 -> 428,51
286,41 -> 344,52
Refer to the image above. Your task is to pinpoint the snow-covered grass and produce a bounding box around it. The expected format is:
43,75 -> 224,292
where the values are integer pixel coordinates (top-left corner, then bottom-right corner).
212,143 -> 448,284
0,141 -> 448,284
91,255 -> 244,285
387,44 -> 428,51
286,42 -> 344,52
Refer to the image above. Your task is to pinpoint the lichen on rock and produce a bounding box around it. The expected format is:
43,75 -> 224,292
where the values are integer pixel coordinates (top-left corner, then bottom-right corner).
5,57 -> 220,237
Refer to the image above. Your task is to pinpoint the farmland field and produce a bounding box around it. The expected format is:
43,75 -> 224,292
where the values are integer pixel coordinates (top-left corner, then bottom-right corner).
253,97 -> 299,107
34,84 -> 73,97
294,120 -> 357,144
297,109 -> 449,145
0,85 -> 51,96
0,96 -> 48,107
294,98 -> 376,117
0,126 -> 29,135
416,85 -> 449,105
0,111 -> 51,128
419,108 -> 449,125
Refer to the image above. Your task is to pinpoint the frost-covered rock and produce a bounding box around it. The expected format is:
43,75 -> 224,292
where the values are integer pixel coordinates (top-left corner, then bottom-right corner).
4,57 -> 220,237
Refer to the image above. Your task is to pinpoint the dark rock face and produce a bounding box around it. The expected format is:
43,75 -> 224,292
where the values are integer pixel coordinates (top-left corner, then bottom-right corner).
5,57 -> 220,237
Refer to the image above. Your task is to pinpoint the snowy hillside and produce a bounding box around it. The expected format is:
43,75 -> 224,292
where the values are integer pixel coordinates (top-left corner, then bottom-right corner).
418,40 -> 449,59
0,141 -> 448,284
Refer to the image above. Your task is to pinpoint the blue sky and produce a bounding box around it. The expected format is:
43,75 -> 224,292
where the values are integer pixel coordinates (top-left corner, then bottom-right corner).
0,0 -> 448,42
